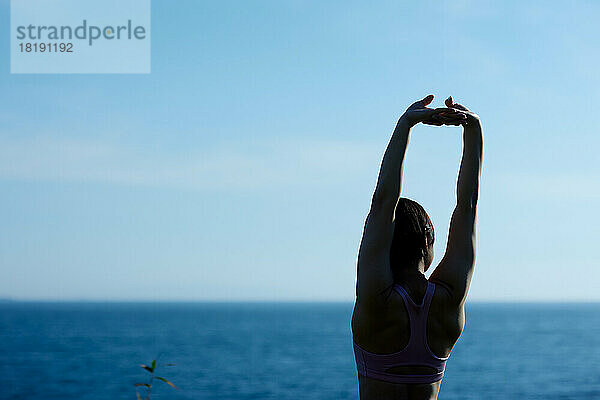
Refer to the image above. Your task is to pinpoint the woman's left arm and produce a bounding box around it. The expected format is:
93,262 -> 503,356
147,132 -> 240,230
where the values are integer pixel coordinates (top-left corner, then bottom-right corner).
430,98 -> 483,306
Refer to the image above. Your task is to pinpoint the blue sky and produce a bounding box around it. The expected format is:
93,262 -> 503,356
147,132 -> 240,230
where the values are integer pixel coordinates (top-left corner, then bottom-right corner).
1,0 -> 599,301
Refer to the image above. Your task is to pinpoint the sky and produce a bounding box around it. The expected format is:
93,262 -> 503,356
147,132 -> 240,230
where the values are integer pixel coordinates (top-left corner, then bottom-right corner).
1,0 -> 599,302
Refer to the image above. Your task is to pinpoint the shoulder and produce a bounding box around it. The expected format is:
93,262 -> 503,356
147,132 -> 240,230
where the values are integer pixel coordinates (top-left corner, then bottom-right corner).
355,283 -> 397,314
429,278 -> 465,337
352,284 -> 397,331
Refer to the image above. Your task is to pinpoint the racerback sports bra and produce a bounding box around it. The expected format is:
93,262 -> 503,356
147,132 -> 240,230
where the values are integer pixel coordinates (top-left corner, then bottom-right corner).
353,281 -> 449,384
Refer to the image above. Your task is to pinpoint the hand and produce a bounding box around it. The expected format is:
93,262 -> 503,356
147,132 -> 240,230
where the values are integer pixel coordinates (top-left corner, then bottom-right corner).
400,95 -> 466,127
442,96 -> 480,128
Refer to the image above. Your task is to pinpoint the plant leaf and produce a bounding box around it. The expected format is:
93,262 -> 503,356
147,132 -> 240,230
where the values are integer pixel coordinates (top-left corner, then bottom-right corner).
134,383 -> 151,388
155,376 -> 178,389
140,364 -> 153,373
151,360 -> 156,371
136,392 -> 142,400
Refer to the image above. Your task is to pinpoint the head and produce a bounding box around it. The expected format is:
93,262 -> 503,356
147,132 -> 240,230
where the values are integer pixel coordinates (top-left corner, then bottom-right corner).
390,198 -> 435,279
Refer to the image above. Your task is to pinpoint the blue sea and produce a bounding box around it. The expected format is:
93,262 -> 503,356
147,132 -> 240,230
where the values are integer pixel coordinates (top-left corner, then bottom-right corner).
1,302 -> 599,400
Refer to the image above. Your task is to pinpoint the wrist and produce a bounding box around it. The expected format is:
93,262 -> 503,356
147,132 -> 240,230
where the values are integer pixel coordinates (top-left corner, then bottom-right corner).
397,114 -> 415,130
463,116 -> 481,131
463,121 -> 483,142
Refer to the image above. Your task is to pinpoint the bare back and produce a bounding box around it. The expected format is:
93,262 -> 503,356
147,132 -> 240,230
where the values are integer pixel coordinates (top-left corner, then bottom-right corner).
352,278 -> 464,400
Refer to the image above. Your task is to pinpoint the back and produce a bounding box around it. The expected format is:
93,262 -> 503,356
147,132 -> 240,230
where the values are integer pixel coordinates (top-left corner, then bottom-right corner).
351,279 -> 464,400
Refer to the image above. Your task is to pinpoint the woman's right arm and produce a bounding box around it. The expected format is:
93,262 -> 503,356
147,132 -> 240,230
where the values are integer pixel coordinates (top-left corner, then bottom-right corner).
430,98 -> 483,306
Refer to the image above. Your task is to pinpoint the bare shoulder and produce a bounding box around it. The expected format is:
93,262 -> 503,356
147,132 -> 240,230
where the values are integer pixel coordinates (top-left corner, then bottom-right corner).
352,286 -> 395,326
352,285 -> 399,347
428,278 -> 465,348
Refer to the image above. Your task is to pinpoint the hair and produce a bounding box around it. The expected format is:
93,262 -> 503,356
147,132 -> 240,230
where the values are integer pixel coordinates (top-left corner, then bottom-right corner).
390,198 -> 435,278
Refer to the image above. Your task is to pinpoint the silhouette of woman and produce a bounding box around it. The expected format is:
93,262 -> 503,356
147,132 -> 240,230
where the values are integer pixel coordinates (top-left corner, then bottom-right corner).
352,95 -> 483,400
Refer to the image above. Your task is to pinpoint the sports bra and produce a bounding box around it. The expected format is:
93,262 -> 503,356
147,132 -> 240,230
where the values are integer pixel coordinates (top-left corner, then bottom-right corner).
353,281 -> 449,384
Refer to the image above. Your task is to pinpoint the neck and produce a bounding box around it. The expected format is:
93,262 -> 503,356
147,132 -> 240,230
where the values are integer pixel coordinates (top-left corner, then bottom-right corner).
394,262 -> 427,283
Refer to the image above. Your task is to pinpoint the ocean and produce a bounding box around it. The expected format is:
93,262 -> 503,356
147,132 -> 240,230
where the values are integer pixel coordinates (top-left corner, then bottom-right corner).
1,302 -> 599,400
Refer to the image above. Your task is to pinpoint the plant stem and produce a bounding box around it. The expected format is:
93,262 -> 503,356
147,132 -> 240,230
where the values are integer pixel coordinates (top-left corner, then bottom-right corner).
146,375 -> 154,400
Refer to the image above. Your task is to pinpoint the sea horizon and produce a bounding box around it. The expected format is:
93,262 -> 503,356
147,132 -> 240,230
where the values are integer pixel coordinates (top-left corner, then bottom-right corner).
2,298 -> 600,304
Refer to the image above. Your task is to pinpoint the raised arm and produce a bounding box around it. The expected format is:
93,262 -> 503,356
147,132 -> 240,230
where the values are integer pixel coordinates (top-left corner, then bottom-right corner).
356,95 -> 465,306
430,97 -> 483,305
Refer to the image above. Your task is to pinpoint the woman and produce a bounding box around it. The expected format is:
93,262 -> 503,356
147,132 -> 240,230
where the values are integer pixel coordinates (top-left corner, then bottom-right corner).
351,95 -> 483,400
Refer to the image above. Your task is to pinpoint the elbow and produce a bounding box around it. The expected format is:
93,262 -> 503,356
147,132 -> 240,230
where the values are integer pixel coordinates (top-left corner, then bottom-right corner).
457,187 -> 479,211
371,186 -> 395,209
456,199 -> 477,214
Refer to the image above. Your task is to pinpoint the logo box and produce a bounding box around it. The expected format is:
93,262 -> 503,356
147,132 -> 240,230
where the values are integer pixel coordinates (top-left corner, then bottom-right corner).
11,0 -> 151,74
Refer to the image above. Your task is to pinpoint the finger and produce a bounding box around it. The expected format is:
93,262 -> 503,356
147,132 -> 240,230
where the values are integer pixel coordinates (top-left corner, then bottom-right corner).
446,96 -> 470,112
422,115 -> 443,125
452,103 -> 469,111
422,94 -> 434,106
437,110 -> 467,117
434,113 -> 467,123
410,94 -> 434,109
430,107 -> 458,115
437,113 -> 467,122
437,111 -> 467,123
422,114 -> 440,122
423,120 -> 444,126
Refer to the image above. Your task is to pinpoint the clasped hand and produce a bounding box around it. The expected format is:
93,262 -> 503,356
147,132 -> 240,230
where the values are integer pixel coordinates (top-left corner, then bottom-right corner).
401,95 -> 478,127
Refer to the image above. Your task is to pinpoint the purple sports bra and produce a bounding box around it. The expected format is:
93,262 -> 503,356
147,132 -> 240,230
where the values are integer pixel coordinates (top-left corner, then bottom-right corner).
353,281 -> 449,384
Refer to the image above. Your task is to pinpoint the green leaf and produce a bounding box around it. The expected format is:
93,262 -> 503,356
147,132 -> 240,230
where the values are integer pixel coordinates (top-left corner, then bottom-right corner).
134,383 -> 151,388
151,360 -> 156,370
136,392 -> 142,400
155,376 -> 178,389
140,364 -> 153,373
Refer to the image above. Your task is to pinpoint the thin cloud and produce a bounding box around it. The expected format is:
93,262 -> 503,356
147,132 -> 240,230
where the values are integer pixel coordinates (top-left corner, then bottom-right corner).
0,135 -> 382,191
496,172 -> 600,200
